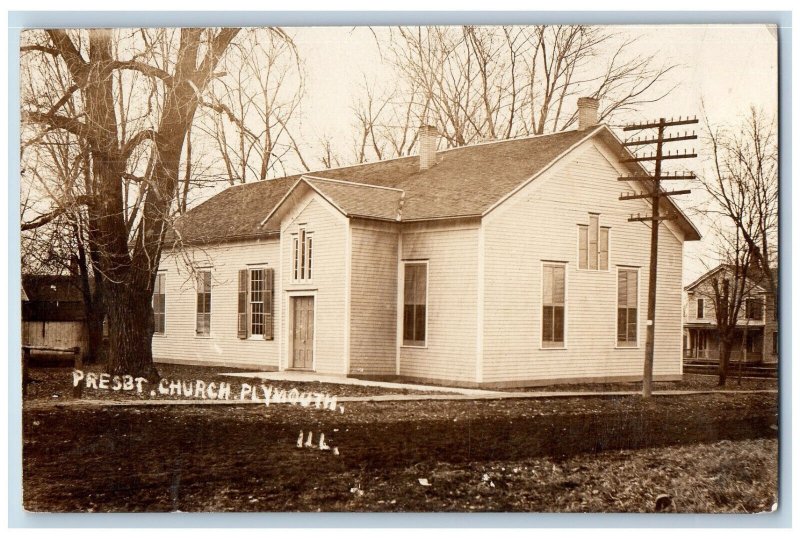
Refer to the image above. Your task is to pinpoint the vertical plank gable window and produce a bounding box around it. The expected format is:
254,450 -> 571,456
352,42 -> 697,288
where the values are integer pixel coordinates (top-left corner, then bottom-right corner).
617,268 -> 639,346
196,271 -> 212,336
237,268 -> 274,340
578,213 -> 609,270
697,298 -> 704,319
541,263 -> 566,348
153,273 -> 166,335
293,228 -> 313,282
403,262 -> 428,346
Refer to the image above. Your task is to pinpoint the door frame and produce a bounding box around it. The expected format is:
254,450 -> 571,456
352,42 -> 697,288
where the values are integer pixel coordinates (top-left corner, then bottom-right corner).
287,291 -> 317,371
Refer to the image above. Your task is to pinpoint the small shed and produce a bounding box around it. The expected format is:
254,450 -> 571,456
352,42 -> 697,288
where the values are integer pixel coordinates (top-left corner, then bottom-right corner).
22,274 -> 88,361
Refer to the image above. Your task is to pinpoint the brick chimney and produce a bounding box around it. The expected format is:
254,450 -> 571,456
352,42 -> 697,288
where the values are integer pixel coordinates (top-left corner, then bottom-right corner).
577,97 -> 600,130
418,125 -> 438,170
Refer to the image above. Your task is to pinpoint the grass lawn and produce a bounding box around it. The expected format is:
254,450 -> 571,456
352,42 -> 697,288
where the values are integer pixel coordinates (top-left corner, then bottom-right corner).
22,385 -> 778,512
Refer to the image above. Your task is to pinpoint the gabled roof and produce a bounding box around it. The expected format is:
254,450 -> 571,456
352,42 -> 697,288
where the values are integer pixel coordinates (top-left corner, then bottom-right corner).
170,125 -> 701,245
684,264 -> 767,294
22,274 -> 85,303
260,176 -> 405,229
21,274 -> 87,322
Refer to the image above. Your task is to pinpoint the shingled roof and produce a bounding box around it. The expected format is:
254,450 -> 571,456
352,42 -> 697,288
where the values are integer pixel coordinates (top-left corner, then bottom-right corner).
170,125 -> 700,245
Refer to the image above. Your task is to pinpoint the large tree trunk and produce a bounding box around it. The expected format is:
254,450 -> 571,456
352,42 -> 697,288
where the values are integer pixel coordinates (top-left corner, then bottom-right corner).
84,314 -> 105,365
718,339 -> 733,387
104,279 -> 160,380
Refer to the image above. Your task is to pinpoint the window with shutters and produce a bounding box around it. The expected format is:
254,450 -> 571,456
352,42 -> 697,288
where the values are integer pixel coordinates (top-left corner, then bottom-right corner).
250,269 -> 265,336
402,261 -> 428,347
541,263 -> 566,348
196,271 -> 212,336
697,298 -> 704,319
617,268 -> 639,347
153,273 -> 166,335
293,228 -> 313,282
237,267 -> 274,340
578,213 -> 609,270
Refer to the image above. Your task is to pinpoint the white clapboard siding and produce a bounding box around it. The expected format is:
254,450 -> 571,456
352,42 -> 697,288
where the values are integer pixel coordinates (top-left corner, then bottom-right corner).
399,222 -> 479,383
481,139 -> 685,383
349,222 -> 399,375
279,194 -> 348,374
152,238 -> 281,369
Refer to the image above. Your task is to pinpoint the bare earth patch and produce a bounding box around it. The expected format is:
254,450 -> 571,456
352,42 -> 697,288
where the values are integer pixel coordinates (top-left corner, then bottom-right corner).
22,389 -> 777,512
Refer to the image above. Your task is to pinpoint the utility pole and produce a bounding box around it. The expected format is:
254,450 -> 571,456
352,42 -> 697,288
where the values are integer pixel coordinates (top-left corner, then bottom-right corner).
620,116 -> 698,398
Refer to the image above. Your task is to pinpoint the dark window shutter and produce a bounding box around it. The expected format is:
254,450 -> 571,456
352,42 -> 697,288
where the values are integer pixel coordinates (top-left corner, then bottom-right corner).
237,269 -> 248,339
264,268 -> 274,340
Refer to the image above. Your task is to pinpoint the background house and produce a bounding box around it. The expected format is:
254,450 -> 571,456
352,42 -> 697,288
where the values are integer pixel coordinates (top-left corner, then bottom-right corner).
683,265 -> 778,365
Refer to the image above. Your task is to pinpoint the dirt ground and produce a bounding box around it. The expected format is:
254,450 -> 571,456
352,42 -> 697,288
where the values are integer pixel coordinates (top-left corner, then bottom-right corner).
23,363 -> 444,403
22,382 -> 778,512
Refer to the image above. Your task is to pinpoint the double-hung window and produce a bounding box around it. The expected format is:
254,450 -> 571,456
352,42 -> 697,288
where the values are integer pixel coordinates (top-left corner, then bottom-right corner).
578,213 -> 609,270
402,262 -> 428,346
745,297 -> 763,320
541,263 -> 566,348
196,271 -> 212,336
153,273 -> 166,335
237,267 -> 274,340
293,228 -> 313,282
617,268 -> 639,346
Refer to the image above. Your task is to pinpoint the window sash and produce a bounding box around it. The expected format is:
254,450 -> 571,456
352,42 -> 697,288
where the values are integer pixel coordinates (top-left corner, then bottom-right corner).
697,298 -> 704,318
292,237 -> 299,280
153,274 -> 165,334
196,271 -> 211,336
578,217 -> 608,270
293,230 -> 313,281
306,236 -> 313,280
578,226 -> 588,269
588,215 -> 598,270
542,264 -> 565,346
250,269 -> 265,336
617,269 -> 638,345
599,227 -> 609,270
403,263 -> 427,345
746,298 -> 763,320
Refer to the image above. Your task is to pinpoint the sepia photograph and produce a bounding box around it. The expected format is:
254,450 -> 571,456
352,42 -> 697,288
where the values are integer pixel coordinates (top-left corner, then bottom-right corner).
16,18 -> 781,515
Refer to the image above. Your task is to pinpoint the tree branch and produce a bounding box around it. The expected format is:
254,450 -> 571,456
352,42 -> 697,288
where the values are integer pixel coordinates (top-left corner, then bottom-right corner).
110,60 -> 175,85
22,109 -> 93,146
122,128 -> 158,158
44,30 -> 88,85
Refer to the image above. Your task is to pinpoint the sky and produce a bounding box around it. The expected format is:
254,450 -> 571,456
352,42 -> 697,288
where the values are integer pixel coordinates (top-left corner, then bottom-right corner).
288,24 -> 779,284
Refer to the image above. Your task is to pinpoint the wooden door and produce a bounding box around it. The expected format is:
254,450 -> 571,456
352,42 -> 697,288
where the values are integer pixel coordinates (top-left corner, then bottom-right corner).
292,296 -> 314,369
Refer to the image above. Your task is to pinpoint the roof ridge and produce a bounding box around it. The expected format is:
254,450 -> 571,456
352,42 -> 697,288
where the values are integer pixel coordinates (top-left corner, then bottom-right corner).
436,127 -> 589,155
302,175 -> 405,193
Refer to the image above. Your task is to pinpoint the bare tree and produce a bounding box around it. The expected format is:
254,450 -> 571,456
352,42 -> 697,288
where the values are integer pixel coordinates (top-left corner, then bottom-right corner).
194,28 -> 310,183
702,108 -> 778,304
20,28 -> 255,377
20,42 -> 107,363
343,25 -> 677,162
693,229 -> 759,386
